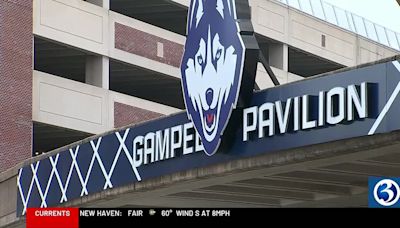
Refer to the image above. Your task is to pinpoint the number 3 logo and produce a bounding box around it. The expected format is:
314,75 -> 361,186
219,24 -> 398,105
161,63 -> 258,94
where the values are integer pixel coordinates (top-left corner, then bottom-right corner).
373,179 -> 400,207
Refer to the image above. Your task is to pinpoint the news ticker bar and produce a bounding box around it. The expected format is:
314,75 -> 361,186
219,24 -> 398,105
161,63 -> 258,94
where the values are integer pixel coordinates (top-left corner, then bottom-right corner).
26,208 -> 232,227
24,206 -> 400,227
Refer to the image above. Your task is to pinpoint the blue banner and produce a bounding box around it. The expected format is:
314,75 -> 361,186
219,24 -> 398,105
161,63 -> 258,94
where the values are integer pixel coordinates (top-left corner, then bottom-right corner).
17,59 -> 400,216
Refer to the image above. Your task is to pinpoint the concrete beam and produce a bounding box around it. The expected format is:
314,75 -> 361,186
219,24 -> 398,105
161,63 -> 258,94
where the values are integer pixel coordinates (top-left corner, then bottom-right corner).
0,176 -> 22,228
33,70 -> 180,134
268,43 -> 288,71
287,193 -> 368,208
34,0 -> 398,78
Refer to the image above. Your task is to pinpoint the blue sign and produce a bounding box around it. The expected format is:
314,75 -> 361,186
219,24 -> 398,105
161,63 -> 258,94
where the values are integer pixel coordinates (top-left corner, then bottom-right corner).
17,58 -> 400,216
369,177 -> 400,208
181,0 -> 246,155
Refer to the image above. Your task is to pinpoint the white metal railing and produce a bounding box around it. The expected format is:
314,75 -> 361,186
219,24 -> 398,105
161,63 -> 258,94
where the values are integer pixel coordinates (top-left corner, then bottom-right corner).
277,0 -> 400,51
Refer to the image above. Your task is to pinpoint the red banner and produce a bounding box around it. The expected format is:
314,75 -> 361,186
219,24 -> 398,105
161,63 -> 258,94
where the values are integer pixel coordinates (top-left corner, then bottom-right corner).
27,208 -> 79,228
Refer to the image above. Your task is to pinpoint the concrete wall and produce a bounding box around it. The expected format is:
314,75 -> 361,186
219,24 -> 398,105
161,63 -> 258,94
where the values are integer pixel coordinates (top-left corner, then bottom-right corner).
32,65 -> 295,135
33,71 -> 180,134
0,174 -> 18,228
33,0 -> 184,79
33,0 -> 109,56
29,0 -> 400,165
33,0 -> 399,83
108,11 -> 184,79
250,0 -> 399,66
33,0 -> 302,133
173,0 -> 399,66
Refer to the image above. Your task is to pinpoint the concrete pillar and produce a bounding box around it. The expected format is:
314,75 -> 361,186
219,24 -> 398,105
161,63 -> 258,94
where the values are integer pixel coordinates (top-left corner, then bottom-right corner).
86,0 -> 110,9
85,56 -> 109,89
269,43 -> 288,72
282,44 -> 288,72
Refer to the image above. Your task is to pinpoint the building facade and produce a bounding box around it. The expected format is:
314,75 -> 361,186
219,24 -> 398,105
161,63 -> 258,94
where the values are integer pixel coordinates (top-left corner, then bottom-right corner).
0,0 -> 400,226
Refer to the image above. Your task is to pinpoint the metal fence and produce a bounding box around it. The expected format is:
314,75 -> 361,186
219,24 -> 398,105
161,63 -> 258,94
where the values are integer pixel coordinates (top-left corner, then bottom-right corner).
276,0 -> 400,50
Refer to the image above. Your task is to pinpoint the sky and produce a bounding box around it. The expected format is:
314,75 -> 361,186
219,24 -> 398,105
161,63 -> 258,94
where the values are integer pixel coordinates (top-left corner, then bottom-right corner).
323,0 -> 400,33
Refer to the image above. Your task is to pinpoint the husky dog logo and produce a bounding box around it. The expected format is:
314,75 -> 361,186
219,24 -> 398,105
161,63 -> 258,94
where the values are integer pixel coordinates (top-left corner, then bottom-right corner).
181,0 -> 245,156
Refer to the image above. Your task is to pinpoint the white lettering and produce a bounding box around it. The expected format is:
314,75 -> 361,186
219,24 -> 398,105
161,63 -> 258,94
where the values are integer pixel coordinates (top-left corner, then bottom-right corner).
133,136 -> 144,168
275,99 -> 292,134
171,125 -> 182,157
293,97 -> 300,131
155,128 -> 170,161
318,91 -> 325,126
242,82 -> 369,140
144,132 -> 155,165
183,123 -> 194,155
347,82 -> 368,120
195,131 -> 204,152
258,103 -> 274,138
327,87 -> 346,125
243,106 -> 257,141
302,95 -> 316,129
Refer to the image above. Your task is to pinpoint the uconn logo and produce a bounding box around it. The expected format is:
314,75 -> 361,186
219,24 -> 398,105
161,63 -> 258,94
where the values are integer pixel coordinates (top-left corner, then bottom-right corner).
180,0 -> 245,156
